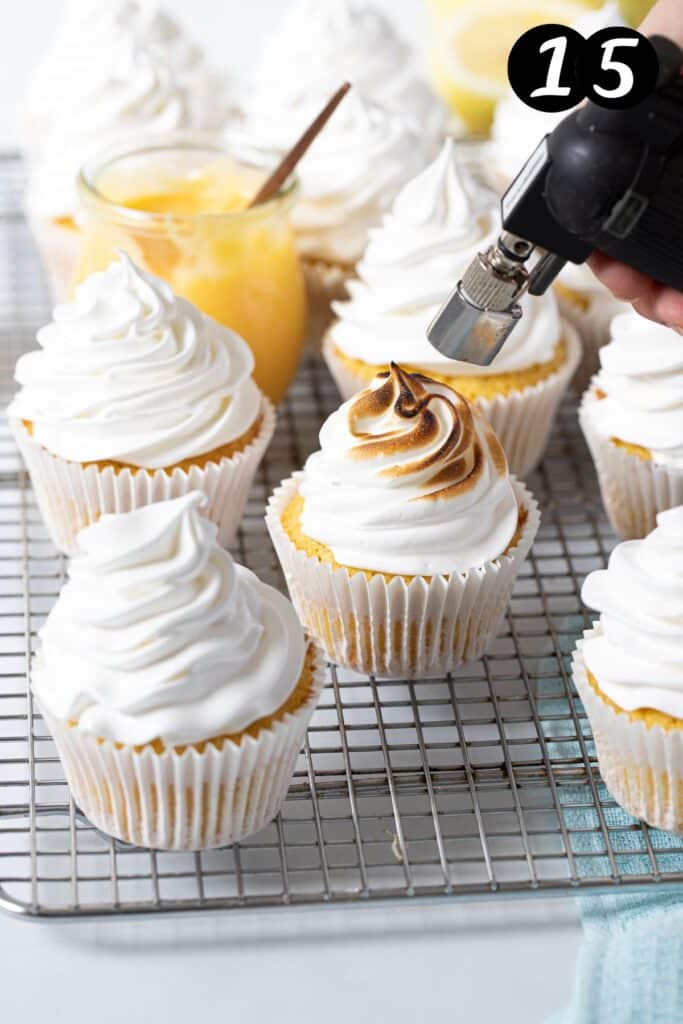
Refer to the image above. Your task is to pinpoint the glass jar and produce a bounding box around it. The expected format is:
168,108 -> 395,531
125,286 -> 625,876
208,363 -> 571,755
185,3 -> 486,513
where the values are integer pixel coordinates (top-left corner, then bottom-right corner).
77,135 -> 307,404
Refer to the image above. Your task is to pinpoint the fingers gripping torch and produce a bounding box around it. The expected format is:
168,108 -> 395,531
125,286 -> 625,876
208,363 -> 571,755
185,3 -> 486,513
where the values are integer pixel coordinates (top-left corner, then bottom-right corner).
428,36 -> 683,365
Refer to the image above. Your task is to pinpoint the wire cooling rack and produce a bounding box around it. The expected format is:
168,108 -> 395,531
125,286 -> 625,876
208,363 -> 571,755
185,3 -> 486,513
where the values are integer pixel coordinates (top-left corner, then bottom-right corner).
1,153 -> 682,920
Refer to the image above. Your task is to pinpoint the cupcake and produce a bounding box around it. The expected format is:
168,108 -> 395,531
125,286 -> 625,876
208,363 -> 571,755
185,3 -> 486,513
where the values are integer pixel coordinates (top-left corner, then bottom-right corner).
33,492 -> 325,850
573,506 -> 683,832
8,253 -> 275,553
323,140 -> 580,477
552,265 -> 629,395
24,2 -> 231,302
266,364 -> 540,678
243,84 -> 427,347
487,4 -> 628,390
23,0 -> 231,161
25,40 -> 188,301
244,0 -> 449,149
580,311 -> 683,539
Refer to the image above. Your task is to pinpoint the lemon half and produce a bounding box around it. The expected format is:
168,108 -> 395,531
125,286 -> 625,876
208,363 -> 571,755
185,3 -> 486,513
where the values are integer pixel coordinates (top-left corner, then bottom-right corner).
428,0 -> 589,134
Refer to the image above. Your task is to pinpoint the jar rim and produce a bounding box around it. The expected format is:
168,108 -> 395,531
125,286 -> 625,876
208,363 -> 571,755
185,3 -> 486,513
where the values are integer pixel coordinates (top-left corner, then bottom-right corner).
77,131 -> 298,225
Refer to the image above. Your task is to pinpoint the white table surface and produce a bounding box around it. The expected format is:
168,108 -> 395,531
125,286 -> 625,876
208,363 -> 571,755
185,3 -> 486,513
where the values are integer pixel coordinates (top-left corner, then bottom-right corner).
0,896 -> 580,1022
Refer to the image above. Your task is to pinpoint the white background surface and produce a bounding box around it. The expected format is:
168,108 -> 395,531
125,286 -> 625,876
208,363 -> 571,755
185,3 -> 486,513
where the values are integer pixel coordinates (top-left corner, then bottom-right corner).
0,899 -> 579,1022
1,4 -> 582,1021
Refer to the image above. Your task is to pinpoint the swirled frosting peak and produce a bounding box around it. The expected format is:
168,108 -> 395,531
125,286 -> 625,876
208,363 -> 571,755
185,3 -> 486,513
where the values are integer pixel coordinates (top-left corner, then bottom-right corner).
286,90 -> 424,265
26,38 -> 189,217
330,140 -> 561,372
243,0 -> 447,149
32,492 -> 306,746
24,4 -> 231,219
26,0 -> 230,140
590,310 -> 683,467
581,506 -> 683,718
299,364 -> 520,574
364,138 -> 489,264
9,253 -> 261,468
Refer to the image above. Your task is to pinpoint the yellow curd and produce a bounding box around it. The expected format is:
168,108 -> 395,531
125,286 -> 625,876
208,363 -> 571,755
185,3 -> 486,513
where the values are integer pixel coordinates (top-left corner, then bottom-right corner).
76,140 -> 306,404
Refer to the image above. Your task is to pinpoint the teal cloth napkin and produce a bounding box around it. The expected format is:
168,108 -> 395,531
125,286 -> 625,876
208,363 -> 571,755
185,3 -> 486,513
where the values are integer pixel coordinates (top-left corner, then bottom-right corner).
550,786 -> 683,1024
538,688 -> 683,1023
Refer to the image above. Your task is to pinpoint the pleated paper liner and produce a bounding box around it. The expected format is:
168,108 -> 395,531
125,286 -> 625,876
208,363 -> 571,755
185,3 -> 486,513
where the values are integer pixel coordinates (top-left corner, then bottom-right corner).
301,257 -> 354,350
38,643 -> 326,851
574,626 -> 683,834
25,207 -> 82,304
322,324 -> 581,478
11,397 -> 276,553
266,473 -> 540,678
555,287 -> 627,395
579,387 -> 683,540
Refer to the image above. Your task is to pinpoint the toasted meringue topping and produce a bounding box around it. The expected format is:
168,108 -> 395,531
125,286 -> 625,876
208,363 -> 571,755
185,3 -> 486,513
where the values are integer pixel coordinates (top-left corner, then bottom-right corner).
298,365 -> 519,575
347,364 -> 494,500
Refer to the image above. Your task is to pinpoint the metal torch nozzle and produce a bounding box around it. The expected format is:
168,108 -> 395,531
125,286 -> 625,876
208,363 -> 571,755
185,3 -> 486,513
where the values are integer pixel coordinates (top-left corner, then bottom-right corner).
427,232 -> 535,366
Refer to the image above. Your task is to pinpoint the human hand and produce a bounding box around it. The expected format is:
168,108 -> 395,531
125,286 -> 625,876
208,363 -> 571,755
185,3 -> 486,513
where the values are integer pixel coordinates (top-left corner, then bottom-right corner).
588,252 -> 683,328
587,0 -> 683,329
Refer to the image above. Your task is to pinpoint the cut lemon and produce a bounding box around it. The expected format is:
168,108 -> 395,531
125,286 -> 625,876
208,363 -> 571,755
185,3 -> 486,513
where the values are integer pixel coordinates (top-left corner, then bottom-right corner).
428,0 -> 588,135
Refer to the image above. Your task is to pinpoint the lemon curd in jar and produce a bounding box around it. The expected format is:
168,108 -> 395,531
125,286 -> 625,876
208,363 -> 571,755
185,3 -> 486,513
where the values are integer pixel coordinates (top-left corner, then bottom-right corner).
77,139 -> 306,404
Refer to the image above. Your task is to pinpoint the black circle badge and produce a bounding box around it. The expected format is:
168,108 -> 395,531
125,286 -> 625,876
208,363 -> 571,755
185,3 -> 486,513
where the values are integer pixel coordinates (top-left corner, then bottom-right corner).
580,27 -> 659,109
508,24 -> 586,113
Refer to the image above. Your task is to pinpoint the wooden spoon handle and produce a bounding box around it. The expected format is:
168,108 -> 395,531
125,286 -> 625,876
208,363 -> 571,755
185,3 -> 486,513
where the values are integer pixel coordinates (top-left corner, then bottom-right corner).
247,82 -> 351,209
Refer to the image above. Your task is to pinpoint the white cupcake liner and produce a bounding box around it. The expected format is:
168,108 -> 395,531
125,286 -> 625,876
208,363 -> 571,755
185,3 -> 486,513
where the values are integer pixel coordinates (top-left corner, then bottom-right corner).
265,473 -> 540,678
573,625 -> 683,833
555,287 -> 626,395
37,645 -> 326,850
25,208 -> 81,303
10,398 -> 276,554
322,324 -> 581,479
579,387 -> 683,540
301,258 -> 354,351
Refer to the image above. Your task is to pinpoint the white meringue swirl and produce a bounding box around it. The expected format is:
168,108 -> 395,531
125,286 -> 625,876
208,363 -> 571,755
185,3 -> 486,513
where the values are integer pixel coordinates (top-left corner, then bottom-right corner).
26,0 -> 229,140
131,4 -> 232,129
330,140 -> 563,373
581,506 -> 683,718
299,364 -> 520,575
25,3 -> 146,139
32,492 -> 307,746
8,254 -> 261,468
26,38 -> 190,218
243,0 -> 448,150
489,91 -> 566,192
283,91 -> 424,265
590,311 -> 683,467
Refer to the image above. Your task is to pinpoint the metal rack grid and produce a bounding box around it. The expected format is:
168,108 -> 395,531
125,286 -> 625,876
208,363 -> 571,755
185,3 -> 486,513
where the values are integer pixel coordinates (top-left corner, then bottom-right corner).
1,153 -> 681,920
